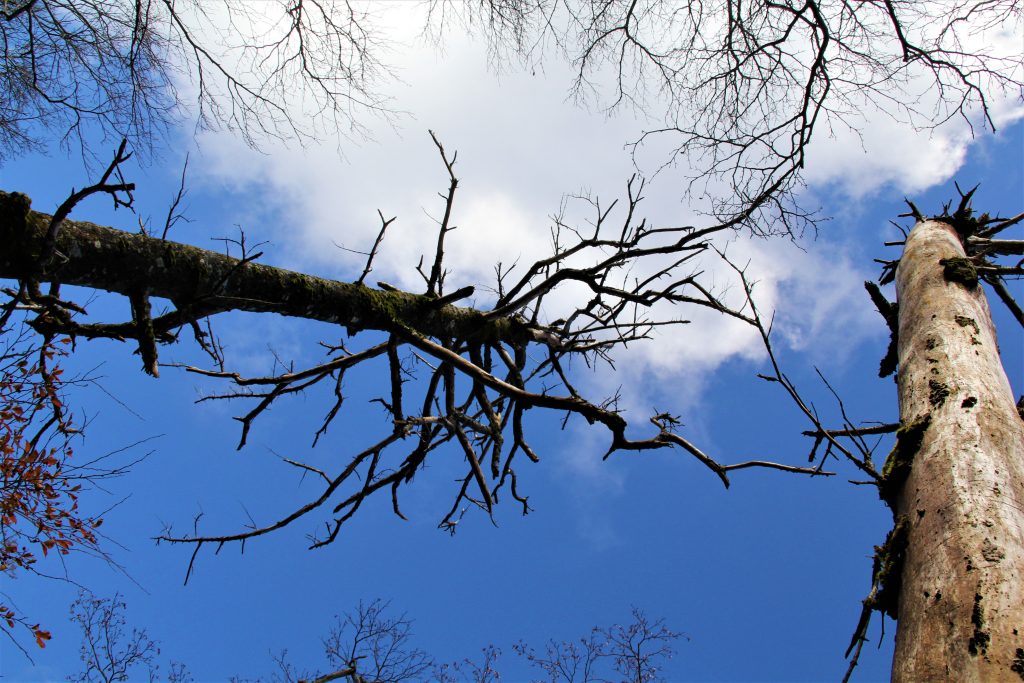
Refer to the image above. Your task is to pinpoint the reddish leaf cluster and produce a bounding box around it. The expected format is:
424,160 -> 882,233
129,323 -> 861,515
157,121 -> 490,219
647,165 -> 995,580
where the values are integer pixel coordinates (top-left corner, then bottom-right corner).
1,338 -> 100,649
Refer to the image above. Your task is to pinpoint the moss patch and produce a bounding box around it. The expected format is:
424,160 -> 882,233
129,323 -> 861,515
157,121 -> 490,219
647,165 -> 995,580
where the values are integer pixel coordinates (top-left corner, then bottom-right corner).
940,257 -> 979,289
0,190 -> 31,226
929,379 -> 950,407
865,280 -> 899,377
981,538 -> 1004,563
880,415 -> 932,506
869,515 -> 910,619
1010,647 -> 1024,679
955,315 -> 980,333
968,592 -> 990,657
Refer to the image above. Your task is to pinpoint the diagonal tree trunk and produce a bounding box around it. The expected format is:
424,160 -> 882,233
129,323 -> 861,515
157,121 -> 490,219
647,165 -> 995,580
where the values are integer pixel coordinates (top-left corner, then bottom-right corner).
0,191 -> 534,346
892,218 -> 1024,681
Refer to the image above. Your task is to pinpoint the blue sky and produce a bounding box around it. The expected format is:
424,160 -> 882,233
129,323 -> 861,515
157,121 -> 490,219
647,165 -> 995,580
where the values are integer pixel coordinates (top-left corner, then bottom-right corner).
1,5 -> 1023,682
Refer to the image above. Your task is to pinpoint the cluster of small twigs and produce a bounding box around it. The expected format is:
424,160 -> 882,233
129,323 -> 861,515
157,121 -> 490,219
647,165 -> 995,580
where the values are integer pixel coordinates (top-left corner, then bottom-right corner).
10,139 -> 1018,683
11,143 -> 1006,683
946,187 -> 1024,326
0,0 -> 395,160
5,0 -> 1020,226
437,1 -> 1023,237
61,592 -> 679,682
138,137 -> 875,578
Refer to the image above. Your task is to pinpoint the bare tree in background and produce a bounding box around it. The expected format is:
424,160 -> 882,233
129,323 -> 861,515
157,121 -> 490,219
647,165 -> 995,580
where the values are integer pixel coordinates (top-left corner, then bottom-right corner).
2,0 -> 1020,216
368,0 -> 1024,232
73,594 -> 680,682
265,599 -> 434,683
436,645 -> 504,683
67,591 -> 192,683
1,0 -> 1023,679
0,0 -> 392,159
512,607 -> 683,683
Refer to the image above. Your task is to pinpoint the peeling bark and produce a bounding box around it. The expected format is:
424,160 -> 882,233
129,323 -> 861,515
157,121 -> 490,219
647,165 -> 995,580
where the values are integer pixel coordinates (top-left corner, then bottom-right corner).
893,219 -> 1024,682
0,191 -> 533,345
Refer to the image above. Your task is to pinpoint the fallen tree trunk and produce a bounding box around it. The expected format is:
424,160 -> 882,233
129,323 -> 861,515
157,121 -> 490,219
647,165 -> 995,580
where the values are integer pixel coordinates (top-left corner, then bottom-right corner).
0,190 -> 532,346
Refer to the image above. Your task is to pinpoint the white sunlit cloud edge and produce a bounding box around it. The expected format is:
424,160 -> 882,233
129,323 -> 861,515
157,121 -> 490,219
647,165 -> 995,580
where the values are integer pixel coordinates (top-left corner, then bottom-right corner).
172,1 -> 1017,514
182,56 -> 993,401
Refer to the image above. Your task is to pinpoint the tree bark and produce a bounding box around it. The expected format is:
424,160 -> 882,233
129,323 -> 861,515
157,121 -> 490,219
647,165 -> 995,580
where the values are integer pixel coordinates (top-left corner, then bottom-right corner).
0,191 -> 533,345
892,219 -> 1024,682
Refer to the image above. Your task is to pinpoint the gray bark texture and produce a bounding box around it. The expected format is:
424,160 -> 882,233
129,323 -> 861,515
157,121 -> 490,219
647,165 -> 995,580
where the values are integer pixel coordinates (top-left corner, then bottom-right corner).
893,219 -> 1024,682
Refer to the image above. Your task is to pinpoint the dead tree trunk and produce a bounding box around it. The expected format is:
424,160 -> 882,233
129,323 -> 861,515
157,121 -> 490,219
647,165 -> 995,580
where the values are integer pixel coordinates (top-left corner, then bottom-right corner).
892,218 -> 1024,682
0,191 -> 533,346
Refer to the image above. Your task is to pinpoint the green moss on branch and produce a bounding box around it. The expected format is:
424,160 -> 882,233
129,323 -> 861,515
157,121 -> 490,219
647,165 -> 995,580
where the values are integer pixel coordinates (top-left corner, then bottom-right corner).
0,191 -> 534,346
879,415 -> 932,507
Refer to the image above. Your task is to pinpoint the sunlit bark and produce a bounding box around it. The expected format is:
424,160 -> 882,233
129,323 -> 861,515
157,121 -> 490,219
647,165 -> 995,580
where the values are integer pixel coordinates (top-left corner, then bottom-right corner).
893,218 -> 1024,682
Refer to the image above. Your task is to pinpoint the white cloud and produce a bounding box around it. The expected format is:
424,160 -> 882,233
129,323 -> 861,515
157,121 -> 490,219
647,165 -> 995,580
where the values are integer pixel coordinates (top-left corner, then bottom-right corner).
570,233 -> 878,424
183,0 -> 997,412
158,0 -> 1020,558
802,9 -> 1024,197
803,111 -> 972,197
